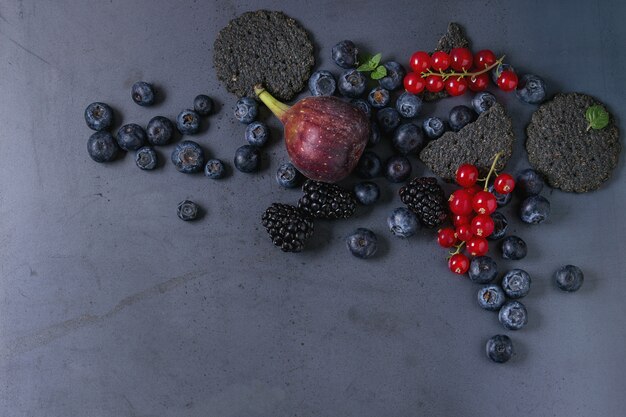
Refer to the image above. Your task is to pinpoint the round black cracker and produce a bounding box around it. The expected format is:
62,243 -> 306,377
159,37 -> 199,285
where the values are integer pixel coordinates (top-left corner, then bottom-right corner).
419,103 -> 514,181
526,93 -> 620,192
213,10 -> 314,101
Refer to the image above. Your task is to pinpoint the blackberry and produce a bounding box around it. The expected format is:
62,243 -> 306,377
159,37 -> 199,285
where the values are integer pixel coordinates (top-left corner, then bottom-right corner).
298,180 -> 356,219
399,177 -> 447,227
261,204 -> 313,253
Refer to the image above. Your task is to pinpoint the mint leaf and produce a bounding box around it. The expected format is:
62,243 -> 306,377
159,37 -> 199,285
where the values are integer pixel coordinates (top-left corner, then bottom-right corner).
370,65 -> 387,80
357,53 -> 382,72
585,105 -> 609,131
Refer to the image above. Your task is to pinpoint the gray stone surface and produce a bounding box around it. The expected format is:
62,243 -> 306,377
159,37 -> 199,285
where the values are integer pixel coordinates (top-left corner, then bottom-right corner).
0,1 -> 625,416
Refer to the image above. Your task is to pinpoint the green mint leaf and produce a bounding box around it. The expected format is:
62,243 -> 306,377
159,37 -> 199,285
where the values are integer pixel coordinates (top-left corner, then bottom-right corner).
370,65 -> 387,80
356,53 -> 382,72
585,105 -> 609,130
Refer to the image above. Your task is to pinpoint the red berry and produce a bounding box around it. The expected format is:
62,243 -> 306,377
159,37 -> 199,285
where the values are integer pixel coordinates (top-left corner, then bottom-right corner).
449,48 -> 473,71
431,51 -> 450,71
448,189 -> 473,215
425,75 -> 444,93
452,214 -> 471,227
410,51 -> 432,73
467,73 -> 489,92
437,228 -> 457,248
455,163 -> 479,187
473,50 -> 497,69
494,173 -> 516,194
455,224 -> 473,241
497,70 -> 518,91
467,236 -> 489,257
472,191 -> 498,215
449,253 -> 470,274
465,184 -> 482,196
444,77 -> 468,96
470,214 -> 495,237
404,72 -> 426,94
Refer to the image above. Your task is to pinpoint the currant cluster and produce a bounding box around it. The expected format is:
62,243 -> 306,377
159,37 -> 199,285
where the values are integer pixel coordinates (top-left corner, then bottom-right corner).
436,154 -> 516,274
403,48 -> 518,96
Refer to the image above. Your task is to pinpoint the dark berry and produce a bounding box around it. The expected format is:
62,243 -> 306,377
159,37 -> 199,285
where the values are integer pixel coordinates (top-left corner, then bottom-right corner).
516,74 -> 546,104
116,123 -> 147,151
449,105 -> 475,132
331,40 -> 358,68
376,107 -> 401,133
234,97 -> 258,123
489,212 -> 509,240
87,131 -> 119,163
399,177 -> 447,228
171,140 -> 204,173
392,123 -> 425,155
245,121 -> 270,147
501,235 -> 527,260
384,155 -> 411,183
468,256 -> 498,284
422,117 -> 446,140
131,81 -> 155,106
350,99 -> 371,118
387,207 -> 419,238
176,109 -> 201,135
276,162 -> 302,188
204,159 -> 225,179
554,265 -> 584,292
367,86 -> 390,109
146,116 -> 174,146
355,151 -> 382,179
298,180 -> 356,219
486,335 -> 514,363
346,228 -> 378,259
135,146 -> 157,170
520,195 -> 550,224
354,181 -> 380,205
84,102 -> 113,131
395,92 -> 422,118
194,94 -> 213,116
233,144 -> 260,173
177,200 -> 199,221
501,269 -> 531,299
477,284 -> 506,311
308,70 -> 336,96
368,121 -> 381,147
517,169 -> 545,196
488,184 -> 512,207
262,203 -> 314,252
499,301 -> 528,330
378,61 -> 406,91
338,69 -> 367,98
471,92 -> 497,115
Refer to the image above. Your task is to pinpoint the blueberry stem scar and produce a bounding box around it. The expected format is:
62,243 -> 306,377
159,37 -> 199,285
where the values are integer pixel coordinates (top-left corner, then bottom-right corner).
254,84 -> 290,121
420,55 -> 506,82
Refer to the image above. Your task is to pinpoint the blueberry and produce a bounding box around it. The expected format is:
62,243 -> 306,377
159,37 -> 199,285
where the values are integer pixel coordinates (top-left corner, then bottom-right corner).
498,300 -> 528,330
477,284 -> 506,311
392,123 -> 424,155
491,63 -> 515,84
146,116 -> 174,146
486,335 -> 514,363
517,168 -> 544,196
338,69 -> 367,98
449,105 -> 475,132
350,99 -> 372,118
116,123 -> 147,151
171,140 -> 204,173
384,155 -> 411,183
489,212 -> 509,241
376,107 -> 401,133
378,61 -> 406,91
422,117 -> 446,140
387,207 -> 419,238
331,40 -> 358,68
501,269 -> 531,299
516,74 -> 546,104
84,102 -> 113,131
488,184 -> 512,207
234,97 -> 258,123
395,92 -> 422,119
245,121 -> 270,147
177,200 -> 199,221
204,159 -> 225,179
471,92 -> 497,115
354,181 -> 380,205
308,70 -> 336,96
194,94 -> 213,116
367,86 -> 391,109
368,121 -> 381,147
87,131 -> 119,163
501,235 -> 527,260
176,109 -> 201,135
275,162 -> 302,188
554,265 -> 584,292
468,256 -> 498,284
346,228 -> 378,259
234,144 -> 261,173
355,151 -> 382,179
135,146 -> 158,170
131,81 -> 155,106
520,195 -> 550,224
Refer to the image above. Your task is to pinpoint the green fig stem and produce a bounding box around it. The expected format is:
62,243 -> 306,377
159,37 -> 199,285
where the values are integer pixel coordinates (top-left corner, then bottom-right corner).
254,84 -> 290,121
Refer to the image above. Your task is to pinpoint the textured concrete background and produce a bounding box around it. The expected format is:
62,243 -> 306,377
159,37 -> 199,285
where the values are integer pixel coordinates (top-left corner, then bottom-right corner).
1,0 -> 625,416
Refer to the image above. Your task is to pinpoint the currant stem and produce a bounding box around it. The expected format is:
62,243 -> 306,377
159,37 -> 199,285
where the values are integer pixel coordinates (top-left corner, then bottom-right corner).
421,55 -> 506,80
449,241 -> 466,257
483,152 -> 503,191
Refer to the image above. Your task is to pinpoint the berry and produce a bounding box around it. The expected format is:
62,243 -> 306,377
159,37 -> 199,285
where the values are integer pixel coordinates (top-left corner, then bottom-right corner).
468,256 -> 498,284
452,214 -> 471,227
501,269 -> 531,299
379,61 -> 406,91
176,109 -> 201,135
516,169 -> 544,196
275,162 -> 302,188
467,73 -> 489,92
486,335 -> 514,363
177,200 -> 200,221
395,92 -> 422,118
473,50 -> 497,69
437,228 -> 456,248
472,191 -> 498,215
494,173 -> 515,194
444,77 -> 468,96
298,180 -> 356,219
350,99 -> 372,118
308,70 -> 337,96
554,265 -> 584,292
233,144 -> 260,173
135,146 -> 158,170
403,72 -> 426,94
409,51 -> 431,73
489,212 -> 509,240
387,207 -> 419,238
116,123 -> 146,151
84,102 -> 113,131
449,105 -> 475,132
87,131 -> 119,163
368,121 -> 381,147
425,75 -> 444,93
234,97 -> 258,123
471,214 -> 495,238
367,86 -> 391,109
520,195 -> 550,224
422,117 -> 446,140
497,70 -> 518,91
376,107 -> 401,133
448,253 -> 470,274
467,236 -> 489,256
384,155 -> 412,183
392,123 -> 425,155
399,177 -> 448,228
465,185 -> 482,196
516,74 -> 546,104
430,51 -> 450,71
204,159 -> 225,179
146,116 -> 174,146
499,301 -> 528,330
355,151 -> 382,179
449,48 -> 473,71
346,228 -> 378,259
455,224 -> 473,242
354,181 -> 380,206
487,184 -> 512,207
171,140 -> 204,173
193,94 -> 213,116
331,40 -> 358,68
491,63 -> 515,83
262,203 -> 314,252
477,284 -> 506,311
448,189 -> 473,215
245,121 -> 270,147
471,91 -> 497,115
131,81 -> 155,106
338,69 -> 367,98
501,236 -> 527,260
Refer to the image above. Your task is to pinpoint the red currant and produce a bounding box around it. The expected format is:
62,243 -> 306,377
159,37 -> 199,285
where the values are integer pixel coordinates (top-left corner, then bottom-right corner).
449,48 -> 473,71
444,77 -> 468,96
437,228 -> 457,248
473,50 -> 497,69
467,73 -> 489,92
448,189 -> 473,216
497,70 -> 518,91
465,184 -> 482,196
410,51 -> 432,73
455,163 -> 479,187
470,214 -> 495,237
494,173 -> 516,194
472,191 -> 498,215
425,75 -> 444,93
430,51 -> 450,71
455,224 -> 473,242
449,253 -> 470,274
467,236 -> 489,257
403,72 -> 426,94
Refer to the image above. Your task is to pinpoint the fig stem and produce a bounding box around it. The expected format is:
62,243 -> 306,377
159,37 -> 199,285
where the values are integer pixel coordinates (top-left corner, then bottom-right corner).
254,84 -> 290,121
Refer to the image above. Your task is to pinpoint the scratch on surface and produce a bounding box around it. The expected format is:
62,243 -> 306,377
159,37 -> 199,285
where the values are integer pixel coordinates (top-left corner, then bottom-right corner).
0,29 -> 52,66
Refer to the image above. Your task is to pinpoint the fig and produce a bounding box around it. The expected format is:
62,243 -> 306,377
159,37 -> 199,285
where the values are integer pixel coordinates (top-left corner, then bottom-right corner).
255,85 -> 370,183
